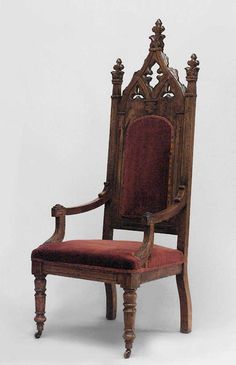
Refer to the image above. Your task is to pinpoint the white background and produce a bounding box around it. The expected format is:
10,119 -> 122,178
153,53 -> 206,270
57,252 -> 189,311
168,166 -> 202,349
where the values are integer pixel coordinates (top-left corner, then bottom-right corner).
1,1 -> 236,364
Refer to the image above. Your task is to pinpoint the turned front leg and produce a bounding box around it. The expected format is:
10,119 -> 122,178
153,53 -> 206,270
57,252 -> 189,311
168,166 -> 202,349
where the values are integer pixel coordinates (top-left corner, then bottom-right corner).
123,288 -> 137,359
34,275 -> 47,338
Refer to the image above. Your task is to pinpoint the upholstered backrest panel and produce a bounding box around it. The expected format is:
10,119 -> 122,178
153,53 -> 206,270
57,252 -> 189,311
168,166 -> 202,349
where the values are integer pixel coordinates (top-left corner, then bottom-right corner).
120,116 -> 173,217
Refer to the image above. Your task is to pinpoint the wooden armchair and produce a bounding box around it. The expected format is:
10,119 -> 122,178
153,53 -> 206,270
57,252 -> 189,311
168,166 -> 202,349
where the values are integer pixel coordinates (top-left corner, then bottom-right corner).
31,19 -> 199,358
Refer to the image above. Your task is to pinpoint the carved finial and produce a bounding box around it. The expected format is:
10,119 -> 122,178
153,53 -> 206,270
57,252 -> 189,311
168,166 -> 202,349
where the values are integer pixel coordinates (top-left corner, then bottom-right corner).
185,53 -> 199,81
111,58 -> 124,84
113,58 -> 124,72
149,19 -> 165,51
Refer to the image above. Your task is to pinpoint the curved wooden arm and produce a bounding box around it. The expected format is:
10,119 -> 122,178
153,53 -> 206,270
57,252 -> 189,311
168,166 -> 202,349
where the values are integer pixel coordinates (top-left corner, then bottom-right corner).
135,186 -> 186,266
51,182 -> 111,217
45,182 -> 111,244
142,185 -> 186,225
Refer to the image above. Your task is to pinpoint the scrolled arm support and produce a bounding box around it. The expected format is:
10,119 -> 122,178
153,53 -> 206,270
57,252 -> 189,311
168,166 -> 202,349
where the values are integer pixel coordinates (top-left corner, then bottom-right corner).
134,222 -> 155,267
45,207 -> 66,243
45,182 -> 111,244
135,186 -> 187,266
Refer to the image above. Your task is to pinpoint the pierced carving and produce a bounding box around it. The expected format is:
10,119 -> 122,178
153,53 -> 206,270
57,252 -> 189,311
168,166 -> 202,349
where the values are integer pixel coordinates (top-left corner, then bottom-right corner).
122,19 -> 188,103
131,84 -> 145,100
143,66 -> 153,86
157,67 -> 164,82
143,62 -> 164,88
149,19 -> 165,51
162,84 -> 175,98
111,58 -> 124,84
185,54 -> 199,81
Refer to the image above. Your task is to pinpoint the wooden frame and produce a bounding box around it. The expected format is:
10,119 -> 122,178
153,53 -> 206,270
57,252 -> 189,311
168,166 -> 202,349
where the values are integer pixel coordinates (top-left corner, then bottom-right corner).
32,19 -> 199,358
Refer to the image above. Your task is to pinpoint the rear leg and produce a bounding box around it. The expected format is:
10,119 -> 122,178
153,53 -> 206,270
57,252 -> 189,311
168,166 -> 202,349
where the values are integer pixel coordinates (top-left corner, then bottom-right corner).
176,271 -> 192,333
105,283 -> 117,320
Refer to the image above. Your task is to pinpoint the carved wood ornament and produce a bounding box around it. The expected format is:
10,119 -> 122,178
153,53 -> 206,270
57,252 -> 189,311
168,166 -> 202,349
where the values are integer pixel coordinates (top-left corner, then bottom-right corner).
32,19 -> 199,359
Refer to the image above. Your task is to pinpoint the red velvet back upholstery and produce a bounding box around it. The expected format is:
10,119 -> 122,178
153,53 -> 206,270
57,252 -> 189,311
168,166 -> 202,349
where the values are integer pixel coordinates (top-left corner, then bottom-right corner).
120,116 -> 173,217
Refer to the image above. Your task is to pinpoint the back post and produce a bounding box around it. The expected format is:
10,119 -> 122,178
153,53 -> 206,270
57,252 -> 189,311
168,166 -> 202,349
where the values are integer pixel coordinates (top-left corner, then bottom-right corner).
177,53 -> 199,256
103,59 -> 124,320
102,58 -> 124,240
176,53 -> 199,334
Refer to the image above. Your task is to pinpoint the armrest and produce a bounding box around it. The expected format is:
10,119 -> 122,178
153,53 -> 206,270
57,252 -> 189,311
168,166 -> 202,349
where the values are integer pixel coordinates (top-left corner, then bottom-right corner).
142,185 -> 186,226
45,182 -> 111,244
51,182 -> 111,217
135,185 -> 186,267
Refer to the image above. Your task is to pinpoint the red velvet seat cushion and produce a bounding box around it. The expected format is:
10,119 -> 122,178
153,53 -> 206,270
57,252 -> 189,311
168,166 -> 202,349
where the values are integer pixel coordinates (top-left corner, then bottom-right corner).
32,240 -> 184,270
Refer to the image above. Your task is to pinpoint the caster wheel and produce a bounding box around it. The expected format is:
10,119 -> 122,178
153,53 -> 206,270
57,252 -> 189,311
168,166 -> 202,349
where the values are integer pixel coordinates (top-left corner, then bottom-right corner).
34,331 -> 42,339
124,349 -> 131,359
